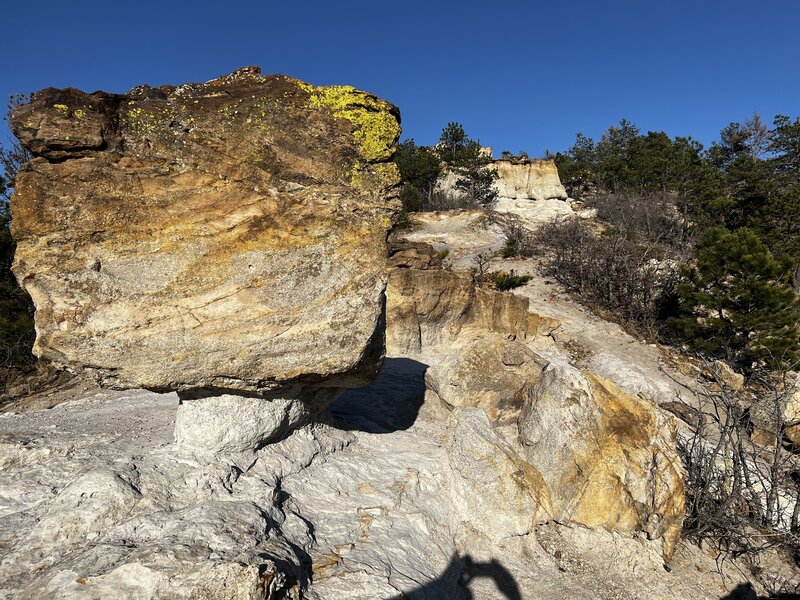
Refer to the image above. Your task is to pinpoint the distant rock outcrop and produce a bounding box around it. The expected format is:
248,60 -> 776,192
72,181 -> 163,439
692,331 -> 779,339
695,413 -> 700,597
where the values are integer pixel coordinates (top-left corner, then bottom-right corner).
10,66 -> 400,393
491,158 -> 574,228
434,156 -> 573,228
491,158 -> 568,202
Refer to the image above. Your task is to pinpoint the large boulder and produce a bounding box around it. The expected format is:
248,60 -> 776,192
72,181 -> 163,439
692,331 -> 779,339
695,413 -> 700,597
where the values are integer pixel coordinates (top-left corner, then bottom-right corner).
10,67 -> 400,393
519,364 -> 685,559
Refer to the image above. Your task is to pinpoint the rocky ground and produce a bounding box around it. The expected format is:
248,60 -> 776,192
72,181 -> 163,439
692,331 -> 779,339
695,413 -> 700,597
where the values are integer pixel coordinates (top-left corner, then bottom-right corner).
1,208 -> 797,599
0,359 -> 767,600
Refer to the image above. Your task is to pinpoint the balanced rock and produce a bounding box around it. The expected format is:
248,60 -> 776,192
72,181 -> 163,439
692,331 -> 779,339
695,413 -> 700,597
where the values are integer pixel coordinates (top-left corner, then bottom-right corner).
10,67 -> 400,392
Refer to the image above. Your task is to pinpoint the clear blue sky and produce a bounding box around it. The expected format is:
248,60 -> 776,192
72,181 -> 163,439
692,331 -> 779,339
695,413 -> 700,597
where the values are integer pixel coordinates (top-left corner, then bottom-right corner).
1,0 -> 798,157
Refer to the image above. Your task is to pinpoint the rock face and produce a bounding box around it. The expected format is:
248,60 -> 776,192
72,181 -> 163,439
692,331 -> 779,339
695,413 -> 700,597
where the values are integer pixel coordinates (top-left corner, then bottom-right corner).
386,268 -> 531,355
491,158 -> 573,229
519,365 -> 686,558
389,262 -> 684,560
491,158 -> 568,202
434,158 -> 570,226
445,407 -> 553,540
426,334 -> 547,423
10,67 -> 400,393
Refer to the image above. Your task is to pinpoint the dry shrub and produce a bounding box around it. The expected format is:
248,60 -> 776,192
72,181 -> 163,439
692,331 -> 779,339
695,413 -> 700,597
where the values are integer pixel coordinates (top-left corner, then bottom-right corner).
676,365 -> 800,595
533,218 -> 679,336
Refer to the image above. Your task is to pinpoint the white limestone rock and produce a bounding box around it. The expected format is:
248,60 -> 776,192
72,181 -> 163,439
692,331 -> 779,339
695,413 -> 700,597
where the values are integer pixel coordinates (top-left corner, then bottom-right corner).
174,393 -> 326,460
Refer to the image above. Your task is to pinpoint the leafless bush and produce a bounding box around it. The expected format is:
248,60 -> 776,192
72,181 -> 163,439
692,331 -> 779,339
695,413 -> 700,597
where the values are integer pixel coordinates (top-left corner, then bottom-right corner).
590,191 -> 688,249
676,363 -> 800,589
422,189 -> 483,211
534,218 -> 679,336
497,216 -> 537,258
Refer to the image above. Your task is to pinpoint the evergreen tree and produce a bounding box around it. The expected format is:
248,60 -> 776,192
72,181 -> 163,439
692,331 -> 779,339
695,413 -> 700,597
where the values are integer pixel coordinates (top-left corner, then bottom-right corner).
436,122 -> 497,205
0,218 -> 35,367
394,139 -> 441,212
438,122 -> 468,163
595,119 -> 640,192
771,114 -> 800,182
671,227 -> 800,369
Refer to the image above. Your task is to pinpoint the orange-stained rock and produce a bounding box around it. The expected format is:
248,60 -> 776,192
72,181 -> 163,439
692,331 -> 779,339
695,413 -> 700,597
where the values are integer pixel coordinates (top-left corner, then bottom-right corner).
519,365 -> 685,559
10,67 -> 400,392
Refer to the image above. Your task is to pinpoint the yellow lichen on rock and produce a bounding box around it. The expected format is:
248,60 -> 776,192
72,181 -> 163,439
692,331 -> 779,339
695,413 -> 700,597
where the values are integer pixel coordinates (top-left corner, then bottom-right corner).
300,82 -> 400,162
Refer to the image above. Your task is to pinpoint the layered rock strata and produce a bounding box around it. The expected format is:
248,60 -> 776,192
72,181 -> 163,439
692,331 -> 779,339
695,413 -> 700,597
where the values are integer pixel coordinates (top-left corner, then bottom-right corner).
385,268 -> 532,355
434,157 -> 573,228
10,66 -> 400,393
491,158 -> 573,228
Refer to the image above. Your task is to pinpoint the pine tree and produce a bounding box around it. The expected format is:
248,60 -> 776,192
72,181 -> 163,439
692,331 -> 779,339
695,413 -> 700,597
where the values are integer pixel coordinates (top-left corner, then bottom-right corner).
394,139 -> 441,212
436,123 -> 497,205
671,227 -> 800,369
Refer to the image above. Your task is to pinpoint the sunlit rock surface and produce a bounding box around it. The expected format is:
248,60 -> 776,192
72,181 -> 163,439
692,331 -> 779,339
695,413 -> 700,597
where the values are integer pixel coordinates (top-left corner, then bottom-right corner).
10,67 -> 400,393
491,158 -> 568,202
519,365 -> 686,559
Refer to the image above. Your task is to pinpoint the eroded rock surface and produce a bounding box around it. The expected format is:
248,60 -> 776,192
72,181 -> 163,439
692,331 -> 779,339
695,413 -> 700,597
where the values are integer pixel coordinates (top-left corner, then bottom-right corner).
385,268 -> 531,355
519,365 -> 686,558
491,158 -> 568,202
10,67 -> 400,392
426,334 -> 547,423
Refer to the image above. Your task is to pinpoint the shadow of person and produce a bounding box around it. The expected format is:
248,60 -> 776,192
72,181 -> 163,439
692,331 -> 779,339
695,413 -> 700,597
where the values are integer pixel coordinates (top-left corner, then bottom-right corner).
460,555 -> 523,600
330,357 -> 428,433
719,583 -> 757,600
389,553 -> 522,599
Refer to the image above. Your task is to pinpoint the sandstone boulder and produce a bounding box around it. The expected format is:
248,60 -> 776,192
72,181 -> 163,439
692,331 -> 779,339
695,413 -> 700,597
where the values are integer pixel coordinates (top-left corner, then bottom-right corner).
387,239 -> 442,270
10,67 -> 400,393
426,334 -> 547,423
750,375 -> 800,447
519,364 -> 685,559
